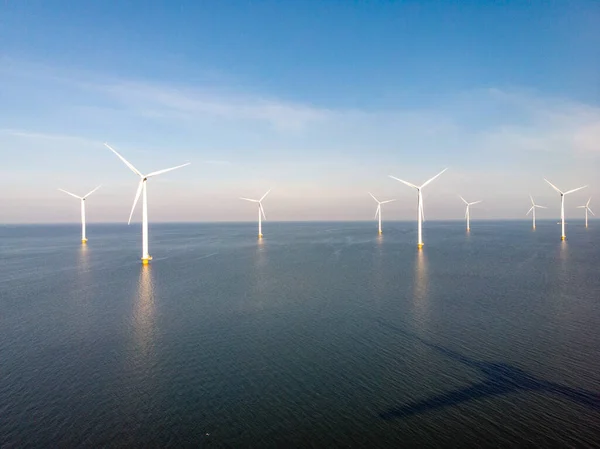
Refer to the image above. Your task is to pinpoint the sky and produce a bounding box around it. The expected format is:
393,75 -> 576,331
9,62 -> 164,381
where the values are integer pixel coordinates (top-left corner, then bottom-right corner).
1,0 -> 599,223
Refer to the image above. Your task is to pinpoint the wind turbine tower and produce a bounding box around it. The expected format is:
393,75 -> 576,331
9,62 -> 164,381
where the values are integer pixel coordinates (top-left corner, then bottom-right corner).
544,179 -> 587,240
58,186 -> 101,243
369,192 -> 395,234
105,143 -> 190,264
389,168 -> 447,249
240,190 -> 271,238
577,198 -> 595,228
526,194 -> 547,230
460,196 -> 482,232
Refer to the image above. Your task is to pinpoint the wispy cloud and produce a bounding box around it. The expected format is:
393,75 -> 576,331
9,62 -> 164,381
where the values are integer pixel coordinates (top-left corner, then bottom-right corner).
0,128 -> 100,145
478,88 -> 600,156
200,160 -> 231,165
84,80 -> 332,131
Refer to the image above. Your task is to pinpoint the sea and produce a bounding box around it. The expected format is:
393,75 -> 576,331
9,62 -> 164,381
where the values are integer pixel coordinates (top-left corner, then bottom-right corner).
1,221 -> 600,448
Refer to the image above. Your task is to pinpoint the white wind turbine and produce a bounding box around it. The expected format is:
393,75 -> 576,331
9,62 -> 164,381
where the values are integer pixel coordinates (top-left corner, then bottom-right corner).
526,194 -> 547,229
240,190 -> 271,238
577,197 -> 595,228
369,192 -> 396,234
58,185 -> 101,244
389,168 -> 447,249
544,179 -> 587,240
460,196 -> 482,231
104,143 -> 190,264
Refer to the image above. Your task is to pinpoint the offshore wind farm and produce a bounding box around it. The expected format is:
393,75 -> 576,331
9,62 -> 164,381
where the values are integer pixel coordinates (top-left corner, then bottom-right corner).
2,1 -> 600,448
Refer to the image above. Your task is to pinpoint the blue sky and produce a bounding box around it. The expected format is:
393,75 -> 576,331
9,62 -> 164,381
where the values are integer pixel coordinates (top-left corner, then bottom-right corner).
1,0 -> 599,222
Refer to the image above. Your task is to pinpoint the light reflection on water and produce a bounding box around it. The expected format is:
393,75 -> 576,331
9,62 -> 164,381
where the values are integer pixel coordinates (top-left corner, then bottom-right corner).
133,265 -> 156,360
412,249 -> 429,327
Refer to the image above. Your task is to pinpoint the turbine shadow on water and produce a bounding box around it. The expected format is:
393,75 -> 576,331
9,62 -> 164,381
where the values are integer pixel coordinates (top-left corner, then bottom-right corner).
377,320 -> 600,420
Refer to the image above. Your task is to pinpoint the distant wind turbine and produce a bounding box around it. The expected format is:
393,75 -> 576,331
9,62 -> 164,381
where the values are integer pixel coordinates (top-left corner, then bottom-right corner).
58,185 -> 101,244
526,195 -> 547,230
460,196 -> 482,232
577,198 -> 595,228
104,143 -> 190,264
240,190 -> 271,238
389,168 -> 447,249
544,179 -> 587,240
369,192 -> 396,235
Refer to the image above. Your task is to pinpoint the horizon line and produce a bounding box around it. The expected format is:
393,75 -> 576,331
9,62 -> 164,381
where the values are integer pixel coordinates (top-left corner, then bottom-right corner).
1,218 -> 589,226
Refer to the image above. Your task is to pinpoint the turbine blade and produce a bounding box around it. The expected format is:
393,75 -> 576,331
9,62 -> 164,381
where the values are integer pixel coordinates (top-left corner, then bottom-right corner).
260,189 -> 272,202
240,197 -> 259,202
544,178 -> 563,194
469,200 -> 482,206
420,168 -> 448,189
576,206 -> 586,208
589,208 -> 595,216
58,188 -> 82,199
146,163 -> 191,178
259,203 -> 266,220
536,205 -> 547,209
564,185 -> 587,195
459,196 -> 469,205
375,205 -> 380,220
369,192 -> 379,203
105,143 -> 143,177
526,206 -> 534,215
586,197 -> 592,207
83,185 -> 101,199
529,194 -> 535,206
380,199 -> 396,204
389,175 -> 418,189
128,181 -> 143,225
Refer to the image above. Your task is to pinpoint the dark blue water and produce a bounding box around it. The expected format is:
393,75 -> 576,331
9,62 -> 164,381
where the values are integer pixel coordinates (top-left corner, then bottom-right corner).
1,221 -> 600,447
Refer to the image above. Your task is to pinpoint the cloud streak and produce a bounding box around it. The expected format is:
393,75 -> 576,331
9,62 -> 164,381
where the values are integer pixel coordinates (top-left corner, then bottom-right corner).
84,79 -> 332,131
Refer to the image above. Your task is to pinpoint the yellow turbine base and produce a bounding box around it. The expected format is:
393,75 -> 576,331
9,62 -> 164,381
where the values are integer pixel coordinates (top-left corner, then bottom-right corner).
258,234 -> 263,238
378,230 -> 382,235
141,256 -> 152,265
417,243 -> 424,249
561,236 -> 566,241
81,239 -> 88,244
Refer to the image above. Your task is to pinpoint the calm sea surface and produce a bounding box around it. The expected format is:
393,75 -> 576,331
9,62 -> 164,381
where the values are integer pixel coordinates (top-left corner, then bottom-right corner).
1,221 -> 600,447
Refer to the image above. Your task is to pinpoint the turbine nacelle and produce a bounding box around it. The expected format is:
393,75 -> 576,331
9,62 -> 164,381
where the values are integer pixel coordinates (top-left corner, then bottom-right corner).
58,185 -> 102,201
388,167 -> 448,192
104,143 -> 190,225
577,197 -> 595,216
526,194 -> 547,216
369,192 -> 396,219
460,196 -> 481,207
544,179 -> 587,197
241,190 -> 271,219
